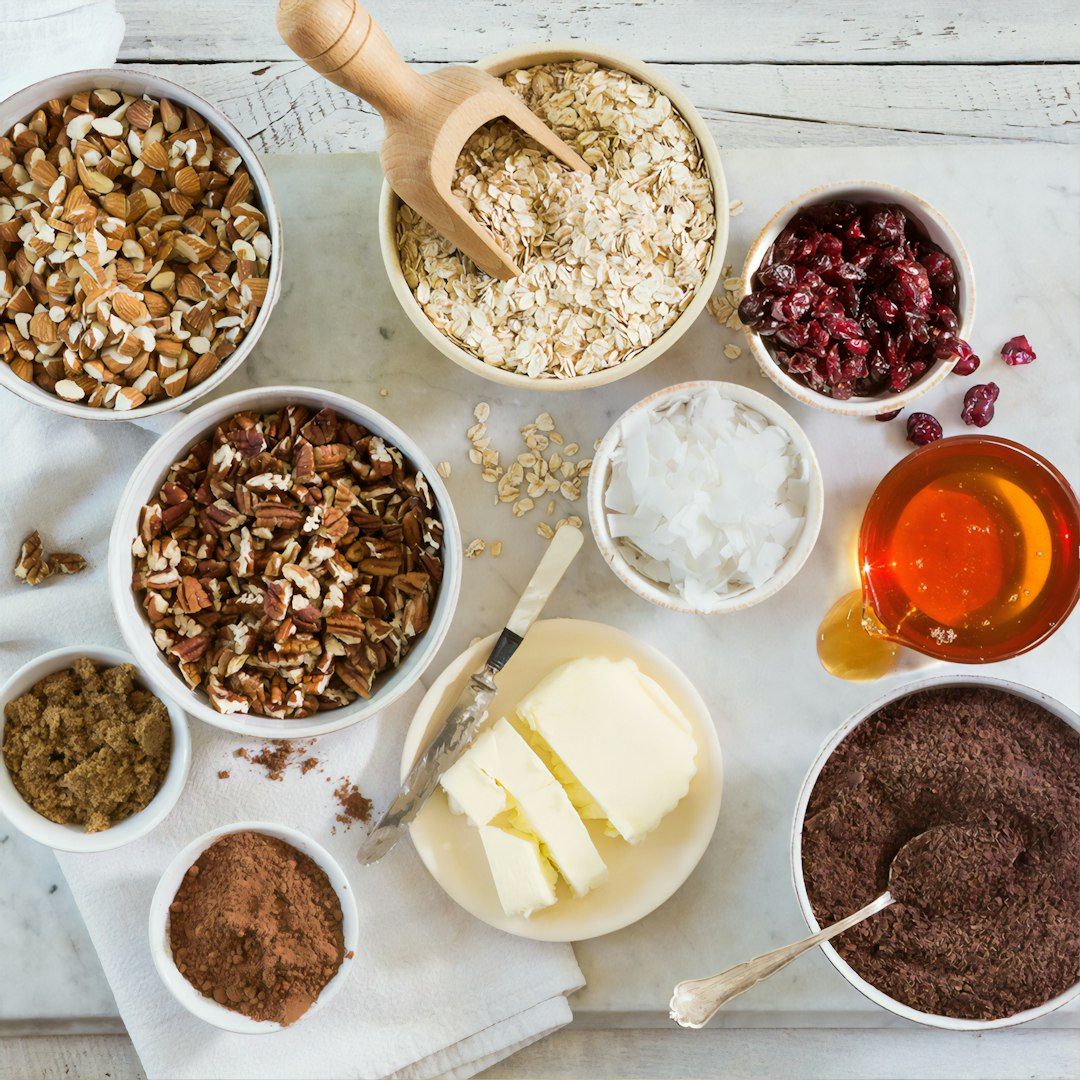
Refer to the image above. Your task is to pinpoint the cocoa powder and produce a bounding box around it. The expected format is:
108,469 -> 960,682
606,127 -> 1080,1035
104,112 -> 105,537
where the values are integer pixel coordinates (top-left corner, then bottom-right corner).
168,831 -> 345,1025
803,686 -> 1079,1020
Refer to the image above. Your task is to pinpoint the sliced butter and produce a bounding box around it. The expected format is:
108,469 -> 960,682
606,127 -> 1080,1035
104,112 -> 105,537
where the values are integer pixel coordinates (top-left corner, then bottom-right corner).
440,717 -> 608,917
517,656 -> 698,845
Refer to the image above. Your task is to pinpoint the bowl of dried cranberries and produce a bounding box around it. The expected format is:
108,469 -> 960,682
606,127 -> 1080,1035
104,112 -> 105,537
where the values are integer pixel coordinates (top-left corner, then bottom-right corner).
738,182 -> 975,418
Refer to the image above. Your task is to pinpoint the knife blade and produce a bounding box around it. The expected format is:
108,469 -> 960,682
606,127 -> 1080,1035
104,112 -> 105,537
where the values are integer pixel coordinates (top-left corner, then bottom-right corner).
357,524 -> 584,864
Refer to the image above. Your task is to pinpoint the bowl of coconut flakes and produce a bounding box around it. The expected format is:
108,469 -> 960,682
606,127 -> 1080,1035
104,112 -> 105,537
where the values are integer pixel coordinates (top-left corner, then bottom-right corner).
587,381 -> 824,614
381,43 -> 728,391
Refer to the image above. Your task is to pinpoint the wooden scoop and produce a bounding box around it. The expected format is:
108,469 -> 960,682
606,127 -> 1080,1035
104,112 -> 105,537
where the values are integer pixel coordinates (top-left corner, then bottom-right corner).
277,0 -> 591,279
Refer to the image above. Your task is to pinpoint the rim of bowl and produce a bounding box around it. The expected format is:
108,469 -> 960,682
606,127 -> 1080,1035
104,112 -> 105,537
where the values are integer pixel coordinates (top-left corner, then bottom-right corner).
586,380 -> 825,614
378,40 -> 729,392
148,820 -> 358,1033
790,673 -> 1080,1030
0,68 -> 283,421
108,385 -> 462,738
738,180 -> 975,418
0,645 -> 191,852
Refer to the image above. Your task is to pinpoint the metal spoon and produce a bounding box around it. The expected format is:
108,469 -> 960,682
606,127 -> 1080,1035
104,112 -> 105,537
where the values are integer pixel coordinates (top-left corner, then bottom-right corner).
670,827 -> 951,1029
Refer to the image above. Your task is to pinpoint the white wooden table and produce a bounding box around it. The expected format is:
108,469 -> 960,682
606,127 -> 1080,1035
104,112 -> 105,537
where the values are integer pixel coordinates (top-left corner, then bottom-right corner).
3,2 -> 1079,1077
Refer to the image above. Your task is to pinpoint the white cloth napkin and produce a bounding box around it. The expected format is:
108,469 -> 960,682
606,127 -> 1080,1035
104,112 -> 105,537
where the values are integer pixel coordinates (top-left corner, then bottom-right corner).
0,0 -> 125,102
0,397 -> 583,1079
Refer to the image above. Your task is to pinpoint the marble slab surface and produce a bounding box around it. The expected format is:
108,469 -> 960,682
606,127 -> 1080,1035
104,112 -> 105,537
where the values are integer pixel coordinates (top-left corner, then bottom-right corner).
2,145 -> 1078,1028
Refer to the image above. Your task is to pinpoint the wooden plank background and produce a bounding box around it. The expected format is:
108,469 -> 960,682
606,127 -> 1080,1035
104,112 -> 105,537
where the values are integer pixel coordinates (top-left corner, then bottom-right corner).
112,0 -> 1080,152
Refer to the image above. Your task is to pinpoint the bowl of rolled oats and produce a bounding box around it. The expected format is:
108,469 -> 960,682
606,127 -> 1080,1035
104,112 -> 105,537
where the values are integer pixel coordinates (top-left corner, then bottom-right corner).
107,386 -> 461,739
0,69 -> 281,419
382,44 -> 727,390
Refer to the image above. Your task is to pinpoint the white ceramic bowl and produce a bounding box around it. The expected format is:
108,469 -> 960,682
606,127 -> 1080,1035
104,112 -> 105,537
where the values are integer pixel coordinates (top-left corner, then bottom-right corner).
108,385 -> 462,738
149,821 -> 358,1032
587,380 -> 824,614
379,42 -> 729,392
0,645 -> 190,852
791,674 -> 1080,1030
0,68 -> 282,421
739,181 -> 975,418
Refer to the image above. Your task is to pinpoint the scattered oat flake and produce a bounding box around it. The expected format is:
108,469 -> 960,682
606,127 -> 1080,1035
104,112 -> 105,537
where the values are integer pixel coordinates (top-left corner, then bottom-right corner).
491,541 -> 503,558
728,199 -> 744,216
537,522 -> 555,540
380,388 -> 390,396
436,461 -> 452,478
724,343 -> 743,360
474,402 -> 491,422
546,500 -> 556,516
464,538 -> 486,558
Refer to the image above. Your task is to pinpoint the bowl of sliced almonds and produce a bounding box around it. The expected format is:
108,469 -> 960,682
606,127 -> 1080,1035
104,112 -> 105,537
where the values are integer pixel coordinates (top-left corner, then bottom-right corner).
0,68 -> 281,420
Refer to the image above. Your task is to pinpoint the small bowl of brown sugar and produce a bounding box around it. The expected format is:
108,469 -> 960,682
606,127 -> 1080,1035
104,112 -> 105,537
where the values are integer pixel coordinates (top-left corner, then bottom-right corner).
792,675 -> 1080,1030
149,822 -> 358,1032
0,645 -> 190,851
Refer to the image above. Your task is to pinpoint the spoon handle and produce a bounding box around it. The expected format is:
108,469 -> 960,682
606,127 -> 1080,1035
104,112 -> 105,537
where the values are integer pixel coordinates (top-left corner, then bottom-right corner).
670,891 -> 894,1028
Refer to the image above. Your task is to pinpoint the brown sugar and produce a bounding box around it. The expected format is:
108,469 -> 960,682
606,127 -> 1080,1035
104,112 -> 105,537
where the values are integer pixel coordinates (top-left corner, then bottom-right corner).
2,659 -> 171,833
802,686 -> 1079,1020
168,831 -> 345,1025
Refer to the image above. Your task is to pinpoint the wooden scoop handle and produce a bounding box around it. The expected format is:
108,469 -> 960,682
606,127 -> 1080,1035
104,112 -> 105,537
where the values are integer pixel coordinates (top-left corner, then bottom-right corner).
277,0 -> 425,121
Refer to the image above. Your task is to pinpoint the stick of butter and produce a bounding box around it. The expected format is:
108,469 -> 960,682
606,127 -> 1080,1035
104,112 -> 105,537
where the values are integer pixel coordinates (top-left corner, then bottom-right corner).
517,656 -> 698,845
441,717 -> 608,917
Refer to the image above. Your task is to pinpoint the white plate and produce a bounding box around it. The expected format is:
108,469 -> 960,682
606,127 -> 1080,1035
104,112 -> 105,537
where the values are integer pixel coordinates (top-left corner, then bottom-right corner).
402,618 -> 723,942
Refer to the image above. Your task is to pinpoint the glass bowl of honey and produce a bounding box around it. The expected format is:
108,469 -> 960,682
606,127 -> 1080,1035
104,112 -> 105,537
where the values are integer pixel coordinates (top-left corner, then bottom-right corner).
819,436 -> 1080,678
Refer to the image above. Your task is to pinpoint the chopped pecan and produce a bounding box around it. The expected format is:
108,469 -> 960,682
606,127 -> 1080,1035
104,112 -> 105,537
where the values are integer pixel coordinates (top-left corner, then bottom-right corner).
13,530 -> 50,586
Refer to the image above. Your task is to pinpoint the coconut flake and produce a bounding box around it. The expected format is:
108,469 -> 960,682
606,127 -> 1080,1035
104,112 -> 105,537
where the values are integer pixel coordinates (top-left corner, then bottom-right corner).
603,388 -> 808,605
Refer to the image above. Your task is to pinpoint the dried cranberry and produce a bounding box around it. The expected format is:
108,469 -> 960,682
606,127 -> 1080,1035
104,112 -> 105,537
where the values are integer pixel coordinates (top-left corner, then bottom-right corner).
737,293 -> 767,326
872,296 -> 899,324
1001,335 -> 1036,365
875,409 -> 902,422
961,383 -> 1000,427
921,250 -> 955,288
907,412 -> 943,445
759,263 -> 798,292
951,350 -> 981,376
867,208 -> 905,245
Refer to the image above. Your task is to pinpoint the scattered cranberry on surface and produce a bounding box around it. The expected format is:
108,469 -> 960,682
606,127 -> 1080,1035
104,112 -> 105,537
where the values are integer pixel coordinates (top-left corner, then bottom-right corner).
875,408 -> 902,422
906,412 -> 943,445
962,383 -> 1000,427
1001,335 -> 1036,366
740,200 -> 971,401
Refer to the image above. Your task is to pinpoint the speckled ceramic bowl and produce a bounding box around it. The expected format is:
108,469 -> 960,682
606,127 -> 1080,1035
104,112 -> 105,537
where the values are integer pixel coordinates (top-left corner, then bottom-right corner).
739,181 -> 975,419
379,42 -> 728,392
791,674 -> 1080,1030
586,380 -> 824,614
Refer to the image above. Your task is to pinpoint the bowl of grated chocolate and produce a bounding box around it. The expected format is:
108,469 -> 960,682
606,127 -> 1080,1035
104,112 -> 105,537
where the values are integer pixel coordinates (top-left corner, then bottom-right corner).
0,645 -> 190,852
792,675 -> 1080,1030
381,44 -> 728,391
149,821 -> 358,1032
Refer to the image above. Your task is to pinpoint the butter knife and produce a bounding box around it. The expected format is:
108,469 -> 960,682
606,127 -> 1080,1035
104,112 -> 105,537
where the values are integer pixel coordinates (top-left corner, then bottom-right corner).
357,524 -> 584,864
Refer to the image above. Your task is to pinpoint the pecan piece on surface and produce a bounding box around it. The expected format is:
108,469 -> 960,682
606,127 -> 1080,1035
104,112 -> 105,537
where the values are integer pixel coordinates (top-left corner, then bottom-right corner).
13,530 -> 50,586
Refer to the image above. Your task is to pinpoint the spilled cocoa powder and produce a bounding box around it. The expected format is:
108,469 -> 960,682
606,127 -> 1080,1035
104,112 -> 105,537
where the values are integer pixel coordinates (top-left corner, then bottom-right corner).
332,778 -> 372,832
235,740 -> 319,781
168,831 -> 345,1025
803,686 -> 1079,1020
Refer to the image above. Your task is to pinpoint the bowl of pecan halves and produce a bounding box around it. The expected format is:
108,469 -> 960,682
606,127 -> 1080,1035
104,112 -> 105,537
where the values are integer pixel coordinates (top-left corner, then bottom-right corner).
108,386 -> 462,737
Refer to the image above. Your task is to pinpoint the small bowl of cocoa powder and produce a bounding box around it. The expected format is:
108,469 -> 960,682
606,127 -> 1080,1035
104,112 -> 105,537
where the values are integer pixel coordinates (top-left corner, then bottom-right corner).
792,675 -> 1080,1030
148,821 -> 358,1032
0,645 -> 191,852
